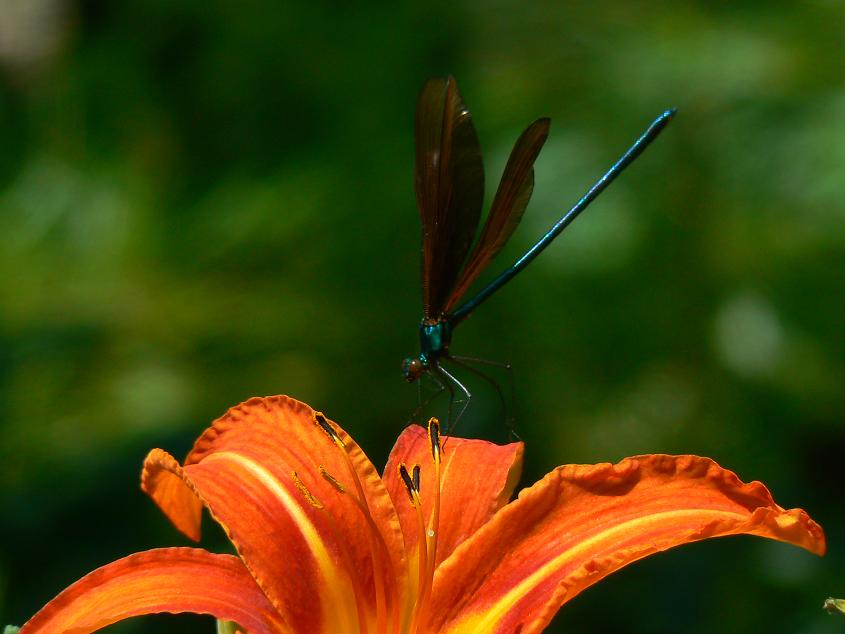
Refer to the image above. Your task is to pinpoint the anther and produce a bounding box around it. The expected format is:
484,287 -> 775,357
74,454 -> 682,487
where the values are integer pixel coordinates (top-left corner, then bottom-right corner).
313,411 -> 345,448
291,472 -> 324,509
427,417 -> 441,462
398,463 -> 419,506
318,465 -> 347,494
412,464 -> 421,494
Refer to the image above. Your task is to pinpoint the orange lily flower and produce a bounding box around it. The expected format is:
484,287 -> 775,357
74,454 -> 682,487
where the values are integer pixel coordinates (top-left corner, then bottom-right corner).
21,395 -> 825,633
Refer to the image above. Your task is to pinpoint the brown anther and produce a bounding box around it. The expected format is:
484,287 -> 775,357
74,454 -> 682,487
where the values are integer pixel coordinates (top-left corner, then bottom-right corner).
412,464 -> 421,493
313,411 -> 345,447
427,417 -> 441,461
398,463 -> 419,505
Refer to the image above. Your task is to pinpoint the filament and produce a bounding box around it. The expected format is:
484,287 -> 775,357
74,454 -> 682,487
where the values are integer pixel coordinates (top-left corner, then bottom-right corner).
314,412 -> 398,634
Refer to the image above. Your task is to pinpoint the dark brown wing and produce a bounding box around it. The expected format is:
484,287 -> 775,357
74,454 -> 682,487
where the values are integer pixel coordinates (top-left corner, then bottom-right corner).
415,76 -> 484,319
442,118 -> 550,314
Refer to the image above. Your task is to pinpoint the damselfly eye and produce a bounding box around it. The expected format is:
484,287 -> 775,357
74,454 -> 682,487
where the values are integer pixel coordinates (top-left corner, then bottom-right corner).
401,357 -> 424,382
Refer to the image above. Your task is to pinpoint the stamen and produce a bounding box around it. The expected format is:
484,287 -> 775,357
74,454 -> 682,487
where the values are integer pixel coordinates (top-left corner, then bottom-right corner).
313,410 -> 397,634
400,463 -> 430,634
399,463 -> 420,505
319,465 -> 347,494
415,418 -> 444,633
426,419 -> 443,558
291,471 -> 324,509
328,470 -> 393,634
412,465 -> 421,494
290,472 -> 369,634
427,417 -> 441,462
313,411 -> 346,449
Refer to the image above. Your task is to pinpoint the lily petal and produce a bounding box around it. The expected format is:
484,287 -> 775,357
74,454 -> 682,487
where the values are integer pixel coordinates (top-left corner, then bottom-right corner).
384,425 -> 524,565
142,448 -> 203,542
428,454 -> 826,634
143,396 -> 408,634
20,548 -> 286,634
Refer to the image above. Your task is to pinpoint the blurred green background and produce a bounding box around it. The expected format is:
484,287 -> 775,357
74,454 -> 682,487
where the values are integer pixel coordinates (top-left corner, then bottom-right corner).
1,1 -> 843,632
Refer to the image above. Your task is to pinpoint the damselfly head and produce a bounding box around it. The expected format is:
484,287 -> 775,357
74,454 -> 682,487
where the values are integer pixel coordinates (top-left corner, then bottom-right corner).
401,356 -> 425,383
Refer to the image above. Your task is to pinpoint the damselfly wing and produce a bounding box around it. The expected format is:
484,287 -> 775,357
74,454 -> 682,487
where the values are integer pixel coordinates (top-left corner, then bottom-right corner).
402,76 -> 674,426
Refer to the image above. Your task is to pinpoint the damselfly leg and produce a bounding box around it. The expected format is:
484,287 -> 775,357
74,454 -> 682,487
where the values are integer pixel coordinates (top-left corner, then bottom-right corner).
408,371 -> 446,425
446,355 -> 519,440
433,362 -> 472,433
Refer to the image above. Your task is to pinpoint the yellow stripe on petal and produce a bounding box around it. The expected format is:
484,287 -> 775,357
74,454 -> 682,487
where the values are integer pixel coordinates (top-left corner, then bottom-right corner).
143,396 -> 409,633
201,451 -> 364,633
20,548 -> 286,634
454,508 -> 745,633
430,454 -> 825,634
